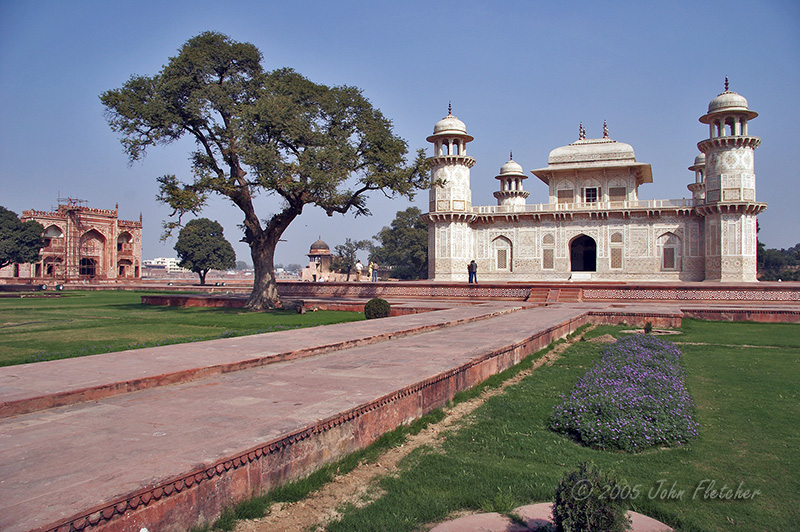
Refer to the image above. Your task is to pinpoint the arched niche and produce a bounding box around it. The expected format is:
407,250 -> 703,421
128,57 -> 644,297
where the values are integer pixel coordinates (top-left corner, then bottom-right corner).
117,231 -> 133,252
492,236 -> 512,271
43,225 -> 64,238
43,225 -> 64,249
657,232 -> 682,270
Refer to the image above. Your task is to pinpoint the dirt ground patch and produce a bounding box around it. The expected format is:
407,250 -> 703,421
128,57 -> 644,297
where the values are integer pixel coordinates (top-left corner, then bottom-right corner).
619,329 -> 681,335
235,328 -> 593,532
587,333 -> 616,343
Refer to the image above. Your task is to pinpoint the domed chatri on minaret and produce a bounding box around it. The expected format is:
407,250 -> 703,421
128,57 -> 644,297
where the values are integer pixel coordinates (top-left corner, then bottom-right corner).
494,152 -> 530,206
700,77 -> 758,124
427,102 -> 474,143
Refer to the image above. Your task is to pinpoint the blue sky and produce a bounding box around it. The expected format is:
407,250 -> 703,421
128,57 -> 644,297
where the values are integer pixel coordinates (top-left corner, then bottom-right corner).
1,0 -> 798,265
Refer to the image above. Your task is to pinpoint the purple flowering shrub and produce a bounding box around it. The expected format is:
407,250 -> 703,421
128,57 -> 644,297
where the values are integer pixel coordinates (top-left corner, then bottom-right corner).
550,335 -> 699,452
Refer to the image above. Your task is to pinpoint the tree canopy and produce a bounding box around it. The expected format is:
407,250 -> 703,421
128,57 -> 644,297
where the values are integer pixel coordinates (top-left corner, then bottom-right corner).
758,242 -> 800,280
174,218 -> 236,285
101,31 -> 428,308
0,206 -> 44,270
755,222 -> 799,280
370,207 -> 428,280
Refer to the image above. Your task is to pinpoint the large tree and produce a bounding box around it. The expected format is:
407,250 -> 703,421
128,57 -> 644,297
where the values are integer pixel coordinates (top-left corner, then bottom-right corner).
101,31 -> 428,309
174,218 -> 236,285
0,206 -> 44,270
370,207 -> 428,280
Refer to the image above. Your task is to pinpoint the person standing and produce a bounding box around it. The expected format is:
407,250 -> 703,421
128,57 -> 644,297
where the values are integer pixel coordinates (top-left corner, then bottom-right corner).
371,261 -> 378,282
468,260 -> 477,284
355,260 -> 363,282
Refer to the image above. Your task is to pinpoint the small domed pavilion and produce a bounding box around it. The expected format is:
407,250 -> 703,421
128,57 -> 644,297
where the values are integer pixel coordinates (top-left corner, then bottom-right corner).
301,237 -> 334,282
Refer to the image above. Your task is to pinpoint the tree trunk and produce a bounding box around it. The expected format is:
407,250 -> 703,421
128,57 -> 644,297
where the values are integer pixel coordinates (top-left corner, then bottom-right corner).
238,192 -> 302,311
246,238 -> 281,310
199,270 -> 207,285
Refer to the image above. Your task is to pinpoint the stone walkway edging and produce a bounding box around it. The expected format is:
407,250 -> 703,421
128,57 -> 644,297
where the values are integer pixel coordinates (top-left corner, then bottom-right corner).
430,502 -> 673,531
680,306 -> 800,322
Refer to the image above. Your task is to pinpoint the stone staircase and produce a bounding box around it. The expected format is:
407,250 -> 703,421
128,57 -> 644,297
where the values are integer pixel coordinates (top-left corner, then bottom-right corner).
525,287 -> 582,304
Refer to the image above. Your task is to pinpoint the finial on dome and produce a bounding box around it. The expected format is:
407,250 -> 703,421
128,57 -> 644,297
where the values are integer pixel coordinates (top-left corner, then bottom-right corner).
509,151 -> 513,160
724,76 -> 729,92
603,120 -> 609,139
448,101 -> 452,116
579,122 -> 586,140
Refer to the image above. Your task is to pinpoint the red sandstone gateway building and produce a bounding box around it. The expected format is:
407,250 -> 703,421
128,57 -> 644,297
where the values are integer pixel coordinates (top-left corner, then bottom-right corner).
0,199 -> 142,282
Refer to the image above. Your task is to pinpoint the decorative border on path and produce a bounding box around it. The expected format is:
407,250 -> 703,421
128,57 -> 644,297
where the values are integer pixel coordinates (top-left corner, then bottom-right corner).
277,283 -> 532,300
583,288 -> 800,301
277,282 -> 800,303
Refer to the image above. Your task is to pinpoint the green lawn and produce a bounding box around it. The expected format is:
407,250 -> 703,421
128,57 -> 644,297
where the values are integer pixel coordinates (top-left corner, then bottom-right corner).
0,291 -> 363,367
322,321 -> 799,532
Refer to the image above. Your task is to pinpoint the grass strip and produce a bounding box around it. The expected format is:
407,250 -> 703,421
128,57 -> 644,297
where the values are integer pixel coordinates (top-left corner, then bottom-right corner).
0,290 -> 363,366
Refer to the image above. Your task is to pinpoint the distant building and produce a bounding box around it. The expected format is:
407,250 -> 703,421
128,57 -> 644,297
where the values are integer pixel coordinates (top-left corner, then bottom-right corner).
0,199 -> 142,282
423,84 -> 766,282
143,257 -> 186,274
301,237 -> 336,281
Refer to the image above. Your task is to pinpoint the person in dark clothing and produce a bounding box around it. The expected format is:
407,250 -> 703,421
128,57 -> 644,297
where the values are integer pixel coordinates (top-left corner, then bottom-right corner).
468,260 -> 478,283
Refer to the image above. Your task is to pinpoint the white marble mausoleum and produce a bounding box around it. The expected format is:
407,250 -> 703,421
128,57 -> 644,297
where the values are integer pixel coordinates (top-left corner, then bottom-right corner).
422,83 -> 766,282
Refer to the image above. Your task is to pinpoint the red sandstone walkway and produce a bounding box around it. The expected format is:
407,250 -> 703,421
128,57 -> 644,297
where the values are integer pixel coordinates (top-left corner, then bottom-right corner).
0,302 -> 521,419
0,301 -> 596,532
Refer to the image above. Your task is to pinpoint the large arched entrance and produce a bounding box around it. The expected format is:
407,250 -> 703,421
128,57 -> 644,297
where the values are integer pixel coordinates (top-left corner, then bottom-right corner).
80,229 -> 106,279
570,235 -> 597,272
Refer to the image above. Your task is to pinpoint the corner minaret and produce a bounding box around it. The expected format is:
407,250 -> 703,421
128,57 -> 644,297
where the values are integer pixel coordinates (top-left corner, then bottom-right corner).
696,79 -> 767,281
422,105 -> 477,280
494,152 -> 529,207
426,104 -> 476,214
